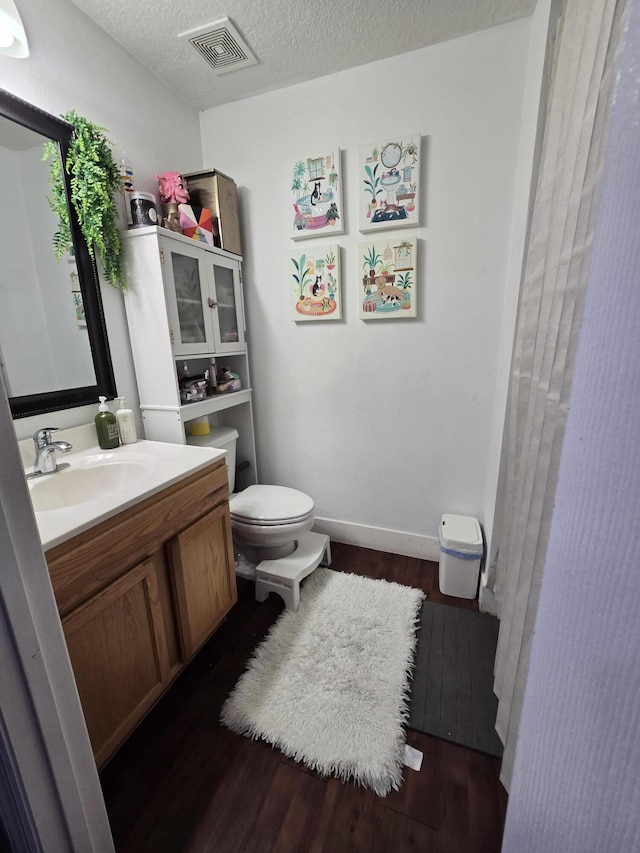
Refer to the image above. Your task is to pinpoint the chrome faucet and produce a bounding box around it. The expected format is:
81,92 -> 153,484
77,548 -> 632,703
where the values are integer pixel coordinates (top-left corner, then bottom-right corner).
27,427 -> 73,479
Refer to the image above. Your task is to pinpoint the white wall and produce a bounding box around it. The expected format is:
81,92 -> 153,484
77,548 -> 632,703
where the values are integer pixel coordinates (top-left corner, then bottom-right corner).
200,20 -> 536,558
1,0 -> 203,440
1,2 -> 549,569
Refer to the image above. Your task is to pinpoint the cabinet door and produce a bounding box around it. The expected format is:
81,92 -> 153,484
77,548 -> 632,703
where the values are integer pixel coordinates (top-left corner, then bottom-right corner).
169,504 -> 237,660
209,253 -> 245,353
161,238 -> 216,355
62,554 -> 172,767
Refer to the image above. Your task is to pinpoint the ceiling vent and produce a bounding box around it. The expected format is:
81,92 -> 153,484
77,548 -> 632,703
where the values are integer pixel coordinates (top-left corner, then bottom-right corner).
179,17 -> 257,75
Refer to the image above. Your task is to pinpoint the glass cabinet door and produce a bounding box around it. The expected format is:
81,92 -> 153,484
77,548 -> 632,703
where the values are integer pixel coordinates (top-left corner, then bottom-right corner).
162,240 -> 215,355
209,255 -> 245,353
161,234 -> 244,357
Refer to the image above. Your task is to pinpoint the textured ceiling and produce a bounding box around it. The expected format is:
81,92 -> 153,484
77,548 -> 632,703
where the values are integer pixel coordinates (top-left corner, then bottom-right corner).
71,0 -> 537,111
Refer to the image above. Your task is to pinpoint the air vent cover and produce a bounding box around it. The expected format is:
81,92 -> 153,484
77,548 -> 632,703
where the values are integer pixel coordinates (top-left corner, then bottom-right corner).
179,17 -> 257,75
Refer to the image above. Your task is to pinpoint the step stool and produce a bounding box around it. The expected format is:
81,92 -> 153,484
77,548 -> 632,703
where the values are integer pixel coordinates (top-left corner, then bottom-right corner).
255,531 -> 331,612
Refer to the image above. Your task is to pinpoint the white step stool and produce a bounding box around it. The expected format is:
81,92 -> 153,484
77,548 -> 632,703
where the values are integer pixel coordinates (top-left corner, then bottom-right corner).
255,531 -> 331,612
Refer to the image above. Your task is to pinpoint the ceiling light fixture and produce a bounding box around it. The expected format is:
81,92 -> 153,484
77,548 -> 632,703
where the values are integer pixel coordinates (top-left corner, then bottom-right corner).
0,0 -> 29,58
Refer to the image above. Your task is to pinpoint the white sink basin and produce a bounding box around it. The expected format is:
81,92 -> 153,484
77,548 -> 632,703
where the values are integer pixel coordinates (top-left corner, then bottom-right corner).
28,451 -> 156,512
21,434 -> 227,551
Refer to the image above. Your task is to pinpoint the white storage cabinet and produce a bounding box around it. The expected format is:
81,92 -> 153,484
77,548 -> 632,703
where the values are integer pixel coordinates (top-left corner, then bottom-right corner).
121,226 -> 257,487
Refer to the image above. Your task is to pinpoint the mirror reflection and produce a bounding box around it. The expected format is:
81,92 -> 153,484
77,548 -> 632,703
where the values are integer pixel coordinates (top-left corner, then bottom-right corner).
0,115 -> 96,397
0,89 -> 116,418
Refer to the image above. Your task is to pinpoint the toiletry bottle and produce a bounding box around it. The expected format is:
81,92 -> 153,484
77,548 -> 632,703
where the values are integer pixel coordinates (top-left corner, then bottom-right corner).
120,153 -> 135,226
95,397 -> 120,449
115,396 -> 137,444
189,416 -> 210,436
207,357 -> 217,395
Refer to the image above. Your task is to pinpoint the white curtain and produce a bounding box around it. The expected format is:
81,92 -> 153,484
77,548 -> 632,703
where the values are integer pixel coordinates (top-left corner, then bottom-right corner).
492,0 -> 625,790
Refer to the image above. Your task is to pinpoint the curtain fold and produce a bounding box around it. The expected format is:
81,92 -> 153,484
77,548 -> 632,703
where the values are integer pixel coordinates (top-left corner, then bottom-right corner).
492,0 -> 625,790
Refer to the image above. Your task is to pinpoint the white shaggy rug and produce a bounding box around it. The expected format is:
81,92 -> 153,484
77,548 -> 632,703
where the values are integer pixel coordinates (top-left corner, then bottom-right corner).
221,568 -> 425,796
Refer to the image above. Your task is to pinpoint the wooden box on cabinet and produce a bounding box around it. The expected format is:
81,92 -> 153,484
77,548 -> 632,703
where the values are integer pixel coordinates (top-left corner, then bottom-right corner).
183,168 -> 242,256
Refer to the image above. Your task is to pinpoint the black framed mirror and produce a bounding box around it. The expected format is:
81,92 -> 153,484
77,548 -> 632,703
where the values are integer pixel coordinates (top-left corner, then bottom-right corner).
0,88 -> 116,418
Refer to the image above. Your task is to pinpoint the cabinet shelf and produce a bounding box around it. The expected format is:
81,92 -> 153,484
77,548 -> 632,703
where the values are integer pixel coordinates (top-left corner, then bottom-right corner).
140,388 -> 252,421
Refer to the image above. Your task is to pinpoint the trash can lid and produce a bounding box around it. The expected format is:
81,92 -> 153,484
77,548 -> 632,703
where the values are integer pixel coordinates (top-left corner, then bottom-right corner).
439,514 -> 483,554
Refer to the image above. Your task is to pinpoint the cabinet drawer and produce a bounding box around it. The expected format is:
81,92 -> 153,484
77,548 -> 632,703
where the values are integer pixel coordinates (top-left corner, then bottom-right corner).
48,461 -> 228,616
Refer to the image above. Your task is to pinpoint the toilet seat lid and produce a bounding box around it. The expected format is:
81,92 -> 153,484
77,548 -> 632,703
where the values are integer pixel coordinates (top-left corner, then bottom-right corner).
230,485 -> 314,525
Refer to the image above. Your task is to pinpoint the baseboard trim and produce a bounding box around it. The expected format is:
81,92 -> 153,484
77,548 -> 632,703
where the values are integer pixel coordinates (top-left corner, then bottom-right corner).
312,517 -> 440,562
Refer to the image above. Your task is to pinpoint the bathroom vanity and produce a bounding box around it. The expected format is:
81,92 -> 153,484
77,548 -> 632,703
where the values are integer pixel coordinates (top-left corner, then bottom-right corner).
121,226 -> 257,488
31,437 -> 236,768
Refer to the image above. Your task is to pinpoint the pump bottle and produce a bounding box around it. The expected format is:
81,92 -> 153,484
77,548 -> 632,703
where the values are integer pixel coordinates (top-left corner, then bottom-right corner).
116,397 -> 137,444
95,397 -> 120,449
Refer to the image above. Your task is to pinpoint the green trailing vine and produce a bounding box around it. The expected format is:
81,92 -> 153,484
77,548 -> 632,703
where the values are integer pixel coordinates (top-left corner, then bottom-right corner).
43,111 -> 125,290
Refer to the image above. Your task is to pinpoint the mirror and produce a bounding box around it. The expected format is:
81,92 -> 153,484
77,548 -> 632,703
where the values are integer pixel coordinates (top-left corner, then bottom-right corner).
0,88 -> 116,418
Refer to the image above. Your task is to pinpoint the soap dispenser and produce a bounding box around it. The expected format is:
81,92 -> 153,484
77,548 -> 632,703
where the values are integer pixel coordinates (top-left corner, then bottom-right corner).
116,396 -> 137,444
95,397 -> 120,449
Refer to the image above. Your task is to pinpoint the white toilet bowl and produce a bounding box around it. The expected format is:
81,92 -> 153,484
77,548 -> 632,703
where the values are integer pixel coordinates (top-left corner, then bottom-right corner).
202,427 -> 328,604
230,484 -> 315,561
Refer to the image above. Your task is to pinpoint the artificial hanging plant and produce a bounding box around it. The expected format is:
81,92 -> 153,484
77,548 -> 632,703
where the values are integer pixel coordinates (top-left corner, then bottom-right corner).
43,110 -> 125,290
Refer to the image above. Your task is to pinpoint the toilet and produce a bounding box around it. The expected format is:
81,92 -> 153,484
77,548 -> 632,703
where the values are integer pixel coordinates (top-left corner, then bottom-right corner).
231,485 -> 315,562
209,426 -> 330,610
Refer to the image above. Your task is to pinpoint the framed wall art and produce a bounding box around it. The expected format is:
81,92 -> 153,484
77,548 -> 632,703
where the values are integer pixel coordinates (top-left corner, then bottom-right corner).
359,134 -> 421,232
359,237 -> 417,319
291,244 -> 341,321
290,150 -> 344,239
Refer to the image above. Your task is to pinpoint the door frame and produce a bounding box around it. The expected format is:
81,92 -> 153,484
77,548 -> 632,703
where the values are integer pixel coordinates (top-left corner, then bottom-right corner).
0,374 -> 114,851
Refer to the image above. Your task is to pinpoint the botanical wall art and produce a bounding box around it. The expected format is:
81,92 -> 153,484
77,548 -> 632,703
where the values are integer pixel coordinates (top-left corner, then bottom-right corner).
291,150 -> 344,239
291,244 -> 341,321
359,135 -> 421,233
359,237 -> 417,319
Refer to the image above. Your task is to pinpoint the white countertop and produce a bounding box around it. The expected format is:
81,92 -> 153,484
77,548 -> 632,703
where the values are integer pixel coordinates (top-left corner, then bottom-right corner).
20,427 -> 226,551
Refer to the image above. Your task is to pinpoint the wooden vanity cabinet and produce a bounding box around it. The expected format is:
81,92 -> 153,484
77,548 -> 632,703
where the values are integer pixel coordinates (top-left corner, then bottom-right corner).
45,460 -> 236,768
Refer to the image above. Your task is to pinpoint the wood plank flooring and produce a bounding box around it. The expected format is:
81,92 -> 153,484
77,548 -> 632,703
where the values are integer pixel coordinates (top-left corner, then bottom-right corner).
100,543 -> 507,852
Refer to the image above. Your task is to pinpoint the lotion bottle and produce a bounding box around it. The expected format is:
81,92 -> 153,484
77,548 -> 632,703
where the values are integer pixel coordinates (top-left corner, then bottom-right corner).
95,397 -> 120,449
116,396 -> 137,444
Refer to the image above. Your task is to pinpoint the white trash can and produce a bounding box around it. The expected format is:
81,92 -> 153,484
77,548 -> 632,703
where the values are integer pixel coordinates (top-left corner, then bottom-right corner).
438,514 -> 484,599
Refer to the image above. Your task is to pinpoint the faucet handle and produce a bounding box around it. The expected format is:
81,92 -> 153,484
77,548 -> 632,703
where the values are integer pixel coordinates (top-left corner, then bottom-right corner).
33,427 -> 59,448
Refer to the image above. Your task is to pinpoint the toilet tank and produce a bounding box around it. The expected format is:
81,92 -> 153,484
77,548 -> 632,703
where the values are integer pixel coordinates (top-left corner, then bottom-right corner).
207,426 -> 239,492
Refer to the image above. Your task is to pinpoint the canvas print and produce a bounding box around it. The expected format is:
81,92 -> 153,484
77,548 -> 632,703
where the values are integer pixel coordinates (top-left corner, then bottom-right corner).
359,238 -> 417,319
291,150 -> 344,239
291,245 -> 341,321
359,135 -> 421,232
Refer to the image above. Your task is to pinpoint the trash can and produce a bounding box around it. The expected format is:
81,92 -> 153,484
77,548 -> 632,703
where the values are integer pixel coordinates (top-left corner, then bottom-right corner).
438,514 -> 484,599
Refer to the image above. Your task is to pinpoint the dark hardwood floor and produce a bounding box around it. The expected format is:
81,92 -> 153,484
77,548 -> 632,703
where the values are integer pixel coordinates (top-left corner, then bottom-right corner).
100,543 -> 507,852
